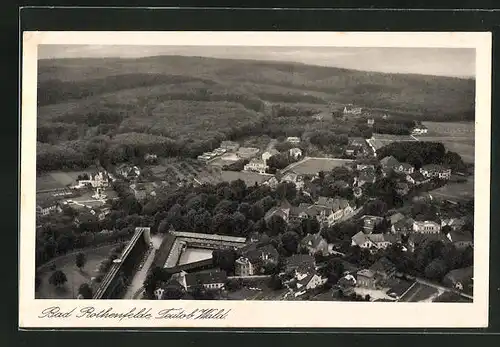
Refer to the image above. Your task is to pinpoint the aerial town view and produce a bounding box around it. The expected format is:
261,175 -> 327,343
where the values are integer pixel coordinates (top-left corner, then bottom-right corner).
34,45 -> 475,303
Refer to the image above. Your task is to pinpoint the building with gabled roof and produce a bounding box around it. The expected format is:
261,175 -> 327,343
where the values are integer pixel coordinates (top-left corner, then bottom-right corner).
299,233 -> 329,256
380,156 -> 400,170
406,171 -> 430,185
393,162 -> 414,175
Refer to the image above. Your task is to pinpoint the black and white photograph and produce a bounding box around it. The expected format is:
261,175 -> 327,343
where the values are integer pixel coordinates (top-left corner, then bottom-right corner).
20,32 -> 491,328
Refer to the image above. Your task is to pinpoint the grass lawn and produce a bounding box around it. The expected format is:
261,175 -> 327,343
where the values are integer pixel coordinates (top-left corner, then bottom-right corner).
283,157 -> 354,175
37,170 -> 94,191
430,175 -> 474,202
36,244 -> 117,299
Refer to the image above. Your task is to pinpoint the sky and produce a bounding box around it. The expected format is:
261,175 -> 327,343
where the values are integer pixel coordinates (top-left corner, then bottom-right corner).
38,45 -> 476,78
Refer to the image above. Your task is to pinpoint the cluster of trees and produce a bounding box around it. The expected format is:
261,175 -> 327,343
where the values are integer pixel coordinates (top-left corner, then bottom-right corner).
266,152 -> 300,173
384,241 -> 473,283
309,131 -> 349,149
146,179 -> 313,240
377,141 -> 466,172
222,159 -> 249,172
35,192 -> 148,267
371,119 -> 416,135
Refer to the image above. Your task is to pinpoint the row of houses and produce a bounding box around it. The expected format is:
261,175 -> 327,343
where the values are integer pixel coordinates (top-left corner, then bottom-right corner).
264,197 -> 355,228
351,213 -> 473,251
380,156 -> 452,180
244,147 -> 303,174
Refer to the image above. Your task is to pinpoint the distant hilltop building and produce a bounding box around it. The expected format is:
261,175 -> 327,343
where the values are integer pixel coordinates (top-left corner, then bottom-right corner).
412,124 -> 428,135
343,104 -> 362,115
286,136 -> 301,144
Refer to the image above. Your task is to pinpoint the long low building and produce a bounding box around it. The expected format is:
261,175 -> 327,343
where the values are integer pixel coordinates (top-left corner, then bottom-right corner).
93,227 -> 151,299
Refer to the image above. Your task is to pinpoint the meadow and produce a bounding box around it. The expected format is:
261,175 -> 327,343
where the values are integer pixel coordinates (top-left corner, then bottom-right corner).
420,121 -> 475,163
283,157 -> 354,175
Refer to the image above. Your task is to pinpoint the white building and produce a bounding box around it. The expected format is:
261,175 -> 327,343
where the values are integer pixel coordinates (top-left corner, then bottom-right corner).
244,158 -> 269,174
289,148 -> 303,160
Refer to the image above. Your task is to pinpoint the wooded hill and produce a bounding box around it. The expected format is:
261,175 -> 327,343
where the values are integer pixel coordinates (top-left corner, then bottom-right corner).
36,56 -> 475,172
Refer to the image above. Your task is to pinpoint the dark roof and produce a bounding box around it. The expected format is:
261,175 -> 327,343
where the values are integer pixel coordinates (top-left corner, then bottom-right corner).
408,233 -> 450,246
244,244 -> 279,263
185,270 -> 227,286
448,230 -> 473,243
421,164 -> 448,171
408,171 -> 427,181
389,213 -> 406,225
358,168 -> 376,182
395,162 -> 414,170
316,196 -> 350,211
380,156 -> 399,168
286,254 -> 315,269
370,257 -> 396,275
301,233 -> 327,249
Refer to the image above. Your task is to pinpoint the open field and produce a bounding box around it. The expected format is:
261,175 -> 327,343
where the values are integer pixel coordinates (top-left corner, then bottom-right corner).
37,170 -> 89,191
430,175 -> 474,202
368,133 -> 418,151
282,157 -> 354,175
36,244 -> 117,299
398,282 -> 439,302
418,121 -> 475,163
178,248 -> 213,265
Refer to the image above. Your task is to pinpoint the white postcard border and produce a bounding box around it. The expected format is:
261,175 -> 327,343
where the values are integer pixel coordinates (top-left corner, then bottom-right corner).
20,31 -> 491,328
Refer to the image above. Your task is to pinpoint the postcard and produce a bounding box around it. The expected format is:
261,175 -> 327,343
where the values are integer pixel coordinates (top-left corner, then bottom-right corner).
20,31 -> 491,328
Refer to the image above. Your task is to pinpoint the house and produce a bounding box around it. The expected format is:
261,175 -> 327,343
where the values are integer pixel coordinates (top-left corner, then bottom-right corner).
220,141 -> 240,152
180,270 -> 227,291
379,156 -> 400,170
263,176 -> 280,189
312,113 -> 324,121
350,138 -> 366,148
144,153 -> 158,163
281,171 -> 304,189
299,233 -> 329,256
356,269 -> 377,288
286,136 -> 301,144
441,217 -> 467,231
244,158 -> 269,174
74,211 -> 99,227
406,172 -> 430,186
406,233 -> 451,252
413,220 -> 441,234
285,254 -> 316,274
336,274 -> 357,296
289,204 -> 316,222
393,163 -> 414,175
419,164 -> 452,180
356,163 -> 375,171
116,165 -> 140,179
315,197 -> 353,226
412,124 -> 428,135
288,147 -> 303,160
295,270 -> 327,293
36,199 -> 62,216
343,104 -> 362,115
76,171 -> 110,189
362,215 -> 384,234
391,218 -> 414,234
344,145 -> 357,157
262,149 -> 279,163
443,267 -> 473,292
264,199 -> 292,223
446,230 -> 473,249
389,212 -> 406,226
369,257 -> 397,280
234,257 -> 256,276
237,244 -> 280,275
357,168 -> 376,187
367,118 -> 375,127
351,231 -> 399,250
395,182 -> 410,196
